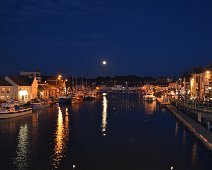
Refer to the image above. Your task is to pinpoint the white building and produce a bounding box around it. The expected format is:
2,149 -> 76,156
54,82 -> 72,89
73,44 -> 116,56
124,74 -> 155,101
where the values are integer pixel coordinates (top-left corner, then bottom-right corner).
5,76 -> 38,103
0,78 -> 13,101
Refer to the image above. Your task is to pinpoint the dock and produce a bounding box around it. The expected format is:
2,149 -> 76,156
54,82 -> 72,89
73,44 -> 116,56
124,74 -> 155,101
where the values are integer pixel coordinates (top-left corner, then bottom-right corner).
156,98 -> 212,150
166,104 -> 212,150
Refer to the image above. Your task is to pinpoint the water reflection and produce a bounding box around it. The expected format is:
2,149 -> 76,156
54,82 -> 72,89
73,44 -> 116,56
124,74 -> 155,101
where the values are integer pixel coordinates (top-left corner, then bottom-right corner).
144,101 -> 156,114
14,124 -> 29,170
102,93 -> 108,135
191,142 -> 198,165
175,121 -> 179,137
51,107 -> 69,169
182,130 -> 187,147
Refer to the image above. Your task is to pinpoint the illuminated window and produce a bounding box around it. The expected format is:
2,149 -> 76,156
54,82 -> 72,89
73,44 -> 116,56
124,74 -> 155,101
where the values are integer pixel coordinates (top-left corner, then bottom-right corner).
7,88 -> 10,93
1,88 -> 5,93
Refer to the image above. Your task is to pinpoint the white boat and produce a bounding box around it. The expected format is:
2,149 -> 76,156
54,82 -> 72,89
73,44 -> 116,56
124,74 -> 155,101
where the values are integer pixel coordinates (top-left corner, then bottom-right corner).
31,99 -> 51,110
0,103 -> 32,119
143,93 -> 156,102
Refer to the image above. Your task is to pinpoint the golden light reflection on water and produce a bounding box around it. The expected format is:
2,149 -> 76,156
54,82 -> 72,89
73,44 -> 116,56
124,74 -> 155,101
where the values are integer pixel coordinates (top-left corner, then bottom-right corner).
14,124 -> 29,170
144,101 -> 156,114
102,94 -> 108,135
51,107 -> 69,169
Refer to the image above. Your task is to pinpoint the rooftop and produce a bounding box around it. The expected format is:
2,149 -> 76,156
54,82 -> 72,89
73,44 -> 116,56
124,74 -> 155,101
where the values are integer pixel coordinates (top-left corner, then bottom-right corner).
9,76 -> 34,86
38,84 -> 57,91
0,78 -> 12,86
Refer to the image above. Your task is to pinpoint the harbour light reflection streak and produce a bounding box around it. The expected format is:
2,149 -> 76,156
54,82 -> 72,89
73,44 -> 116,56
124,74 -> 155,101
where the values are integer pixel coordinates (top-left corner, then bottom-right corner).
14,124 -> 29,170
102,93 -> 108,135
144,101 -> 156,114
51,107 -> 69,169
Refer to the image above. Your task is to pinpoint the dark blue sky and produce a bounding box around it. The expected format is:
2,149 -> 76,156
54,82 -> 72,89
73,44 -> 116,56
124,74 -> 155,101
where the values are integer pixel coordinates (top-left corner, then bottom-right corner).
0,0 -> 211,77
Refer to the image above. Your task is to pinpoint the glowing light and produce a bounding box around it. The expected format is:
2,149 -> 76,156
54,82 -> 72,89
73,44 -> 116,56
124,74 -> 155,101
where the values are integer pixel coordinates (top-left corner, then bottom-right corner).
102,60 -> 107,65
102,94 -> 108,134
14,124 -> 29,169
19,90 -> 28,96
58,75 -> 62,80
190,78 -> 194,87
51,107 -> 69,169
206,70 -> 210,74
144,101 -> 156,114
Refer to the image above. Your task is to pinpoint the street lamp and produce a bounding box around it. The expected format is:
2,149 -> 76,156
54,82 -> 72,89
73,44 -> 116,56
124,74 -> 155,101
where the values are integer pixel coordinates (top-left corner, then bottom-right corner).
58,75 -> 62,80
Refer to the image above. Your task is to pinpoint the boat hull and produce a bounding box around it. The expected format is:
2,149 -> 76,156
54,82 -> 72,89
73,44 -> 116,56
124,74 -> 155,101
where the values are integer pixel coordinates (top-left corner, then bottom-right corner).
0,108 -> 32,119
58,98 -> 72,105
31,103 -> 50,110
83,96 -> 96,101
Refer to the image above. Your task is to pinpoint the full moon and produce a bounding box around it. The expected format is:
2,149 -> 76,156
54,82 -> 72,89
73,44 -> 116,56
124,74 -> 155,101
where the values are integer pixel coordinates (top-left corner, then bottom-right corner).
102,60 -> 107,65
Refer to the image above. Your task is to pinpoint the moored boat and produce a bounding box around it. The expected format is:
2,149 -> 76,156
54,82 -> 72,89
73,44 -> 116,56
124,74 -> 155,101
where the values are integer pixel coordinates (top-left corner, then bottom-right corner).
83,95 -> 96,101
0,103 -> 32,119
58,95 -> 72,105
143,93 -> 156,102
31,99 -> 51,110
31,102 -> 50,110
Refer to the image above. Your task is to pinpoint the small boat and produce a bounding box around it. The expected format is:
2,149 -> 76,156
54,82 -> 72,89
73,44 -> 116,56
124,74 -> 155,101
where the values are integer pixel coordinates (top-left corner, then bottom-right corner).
31,102 -> 50,110
58,95 -> 72,105
72,94 -> 83,103
83,95 -> 96,101
143,93 -> 156,102
31,99 -> 50,110
83,91 -> 97,101
0,103 -> 32,119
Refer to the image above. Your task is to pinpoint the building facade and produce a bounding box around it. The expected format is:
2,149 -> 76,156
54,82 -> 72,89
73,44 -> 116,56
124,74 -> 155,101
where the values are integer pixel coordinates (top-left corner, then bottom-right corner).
0,78 -> 13,101
190,70 -> 212,100
5,76 -> 38,103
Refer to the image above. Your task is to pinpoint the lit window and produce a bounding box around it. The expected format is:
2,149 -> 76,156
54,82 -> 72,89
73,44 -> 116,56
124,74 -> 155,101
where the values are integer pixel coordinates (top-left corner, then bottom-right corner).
7,88 -> 10,93
1,88 -> 5,93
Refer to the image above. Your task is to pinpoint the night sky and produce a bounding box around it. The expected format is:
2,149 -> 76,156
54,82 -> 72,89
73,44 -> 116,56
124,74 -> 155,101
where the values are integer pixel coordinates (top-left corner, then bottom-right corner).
0,0 -> 211,77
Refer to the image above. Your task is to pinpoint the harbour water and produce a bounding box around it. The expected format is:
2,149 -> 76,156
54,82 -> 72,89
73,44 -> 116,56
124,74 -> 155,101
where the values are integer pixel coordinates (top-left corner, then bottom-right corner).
0,93 -> 212,170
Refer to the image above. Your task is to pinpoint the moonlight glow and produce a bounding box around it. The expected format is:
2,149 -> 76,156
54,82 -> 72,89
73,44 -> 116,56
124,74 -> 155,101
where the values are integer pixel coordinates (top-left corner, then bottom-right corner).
102,60 -> 107,65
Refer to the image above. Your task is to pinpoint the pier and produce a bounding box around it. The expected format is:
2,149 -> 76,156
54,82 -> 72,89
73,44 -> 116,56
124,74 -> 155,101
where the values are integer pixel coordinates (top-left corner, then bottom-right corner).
159,100 -> 212,150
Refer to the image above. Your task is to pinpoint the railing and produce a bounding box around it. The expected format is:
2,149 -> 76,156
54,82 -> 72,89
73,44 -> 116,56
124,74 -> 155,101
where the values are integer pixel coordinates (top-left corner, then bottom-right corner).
172,100 -> 212,113
171,100 -> 212,131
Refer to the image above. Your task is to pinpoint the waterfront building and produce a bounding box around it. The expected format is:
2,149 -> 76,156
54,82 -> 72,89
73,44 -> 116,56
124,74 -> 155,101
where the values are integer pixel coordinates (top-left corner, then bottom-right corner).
190,70 -> 212,100
5,76 -> 38,103
38,84 -> 57,99
0,78 -> 13,101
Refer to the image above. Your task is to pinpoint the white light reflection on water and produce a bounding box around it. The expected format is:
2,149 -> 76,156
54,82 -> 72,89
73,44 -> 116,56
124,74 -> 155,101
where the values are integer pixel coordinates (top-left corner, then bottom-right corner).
102,93 -> 108,135
14,124 -> 29,170
51,107 -> 69,169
